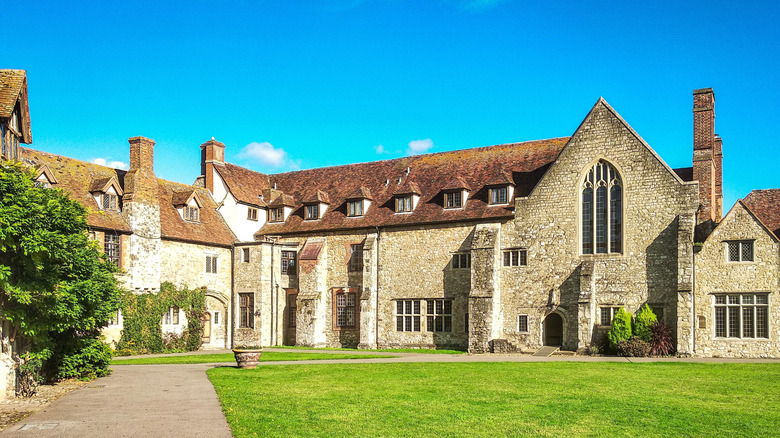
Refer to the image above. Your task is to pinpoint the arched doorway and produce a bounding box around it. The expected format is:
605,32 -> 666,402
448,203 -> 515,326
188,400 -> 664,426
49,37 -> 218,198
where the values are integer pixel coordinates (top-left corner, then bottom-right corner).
201,312 -> 212,344
543,313 -> 563,346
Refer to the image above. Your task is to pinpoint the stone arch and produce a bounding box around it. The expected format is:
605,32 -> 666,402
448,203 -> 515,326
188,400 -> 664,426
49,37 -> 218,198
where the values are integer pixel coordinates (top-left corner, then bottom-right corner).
542,311 -> 564,347
202,290 -> 230,350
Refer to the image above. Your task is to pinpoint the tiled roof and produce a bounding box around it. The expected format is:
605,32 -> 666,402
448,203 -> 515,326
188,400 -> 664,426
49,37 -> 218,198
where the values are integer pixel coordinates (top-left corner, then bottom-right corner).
21,147 -> 235,246
0,70 -> 32,143
743,189 -> 780,238
253,137 -> 569,236
159,181 -> 235,246
213,163 -> 270,207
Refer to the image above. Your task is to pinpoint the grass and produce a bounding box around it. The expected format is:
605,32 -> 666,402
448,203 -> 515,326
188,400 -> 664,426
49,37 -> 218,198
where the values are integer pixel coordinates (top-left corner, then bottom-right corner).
271,345 -> 466,354
110,352 -> 394,365
208,362 -> 780,437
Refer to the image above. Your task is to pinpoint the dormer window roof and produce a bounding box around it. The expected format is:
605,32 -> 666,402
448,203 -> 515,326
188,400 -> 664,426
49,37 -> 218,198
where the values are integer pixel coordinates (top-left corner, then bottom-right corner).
268,193 -> 296,208
485,169 -> 514,187
441,177 -> 470,210
346,187 -> 372,218
393,180 -> 421,196
485,169 -> 515,206
304,190 -> 331,205
441,176 -> 471,192
90,177 -> 123,212
346,186 -> 373,201
173,190 -> 202,223
33,164 -> 57,188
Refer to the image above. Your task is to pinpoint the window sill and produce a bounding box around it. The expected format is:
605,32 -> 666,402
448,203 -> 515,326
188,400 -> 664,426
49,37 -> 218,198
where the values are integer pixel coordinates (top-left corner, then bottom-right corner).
712,337 -> 770,341
394,211 -> 413,215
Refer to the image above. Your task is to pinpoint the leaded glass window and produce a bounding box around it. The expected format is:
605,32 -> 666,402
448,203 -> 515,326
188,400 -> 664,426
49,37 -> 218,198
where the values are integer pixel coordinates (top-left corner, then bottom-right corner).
582,161 -> 622,254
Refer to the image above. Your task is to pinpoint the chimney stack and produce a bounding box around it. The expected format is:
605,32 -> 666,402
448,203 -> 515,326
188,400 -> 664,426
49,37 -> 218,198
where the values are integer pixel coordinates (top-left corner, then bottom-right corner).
124,136 -> 157,203
200,138 -> 225,193
692,88 -> 722,227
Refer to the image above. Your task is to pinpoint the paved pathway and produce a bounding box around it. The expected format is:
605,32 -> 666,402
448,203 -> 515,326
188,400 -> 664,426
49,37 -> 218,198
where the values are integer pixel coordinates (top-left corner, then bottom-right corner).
2,349 -> 778,437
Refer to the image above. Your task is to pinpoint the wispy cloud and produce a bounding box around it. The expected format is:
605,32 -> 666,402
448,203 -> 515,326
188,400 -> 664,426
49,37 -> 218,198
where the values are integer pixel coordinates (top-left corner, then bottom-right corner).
406,138 -> 434,155
92,158 -> 129,170
375,144 -> 386,154
237,141 -> 299,170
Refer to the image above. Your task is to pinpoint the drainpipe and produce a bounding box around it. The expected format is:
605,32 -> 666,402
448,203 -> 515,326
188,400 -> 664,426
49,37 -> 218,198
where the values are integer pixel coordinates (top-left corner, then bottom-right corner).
692,212 -> 697,355
270,241 -> 275,346
229,244 -> 235,349
375,226 -> 381,349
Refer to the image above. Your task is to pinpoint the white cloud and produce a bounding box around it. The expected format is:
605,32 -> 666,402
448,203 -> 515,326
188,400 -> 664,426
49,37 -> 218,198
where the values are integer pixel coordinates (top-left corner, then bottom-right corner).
406,139 -> 434,155
92,158 -> 129,170
375,144 -> 386,154
237,142 -> 289,168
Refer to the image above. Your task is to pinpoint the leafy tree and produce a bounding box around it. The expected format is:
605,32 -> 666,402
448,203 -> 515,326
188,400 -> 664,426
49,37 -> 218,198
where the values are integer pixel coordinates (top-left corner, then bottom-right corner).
0,162 -> 121,384
633,304 -> 657,342
607,307 -> 632,352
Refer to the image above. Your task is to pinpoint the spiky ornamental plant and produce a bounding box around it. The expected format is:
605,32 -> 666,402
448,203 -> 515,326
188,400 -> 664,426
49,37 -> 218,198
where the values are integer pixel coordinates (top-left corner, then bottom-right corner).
633,304 -> 658,342
607,307 -> 632,353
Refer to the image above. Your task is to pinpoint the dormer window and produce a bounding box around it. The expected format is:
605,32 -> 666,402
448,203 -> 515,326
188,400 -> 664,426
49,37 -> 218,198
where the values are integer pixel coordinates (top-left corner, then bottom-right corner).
270,207 -> 284,222
489,187 -> 508,205
444,191 -> 462,209
347,200 -> 363,217
184,205 -> 200,222
103,193 -> 118,211
396,195 -> 412,213
305,204 -> 320,220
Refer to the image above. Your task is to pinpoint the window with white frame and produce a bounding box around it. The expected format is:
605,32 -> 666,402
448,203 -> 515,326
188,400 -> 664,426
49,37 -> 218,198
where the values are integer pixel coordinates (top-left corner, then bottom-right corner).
518,315 -> 529,332
281,250 -> 296,275
600,306 -> 620,326
396,195 -> 412,213
582,160 -> 622,254
305,204 -> 319,220
206,255 -> 217,273
489,187 -> 508,205
444,191 -> 462,209
104,234 -> 121,268
503,249 -> 527,266
727,241 -> 754,262
347,200 -> 363,217
452,253 -> 471,269
269,207 -> 284,222
163,306 -> 180,325
396,300 -> 421,332
184,205 -> 199,222
714,294 -> 768,338
247,207 -> 258,221
427,299 -> 452,332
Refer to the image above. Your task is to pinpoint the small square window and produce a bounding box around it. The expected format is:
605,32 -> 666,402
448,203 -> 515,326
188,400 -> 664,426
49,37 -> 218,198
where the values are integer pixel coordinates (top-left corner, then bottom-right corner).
396,196 -> 412,213
184,206 -> 199,222
503,249 -> 527,267
600,307 -> 620,326
727,241 -> 754,262
347,200 -> 364,217
247,207 -> 258,221
206,255 -> 217,273
518,315 -> 529,332
445,191 -> 462,209
489,187 -> 508,205
452,253 -> 471,269
305,204 -> 319,220
102,193 -> 118,211
269,208 -> 284,222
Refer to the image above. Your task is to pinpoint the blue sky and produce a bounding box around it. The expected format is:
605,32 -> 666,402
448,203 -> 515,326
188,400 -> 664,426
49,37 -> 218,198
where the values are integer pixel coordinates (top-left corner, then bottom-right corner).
7,0 -> 780,208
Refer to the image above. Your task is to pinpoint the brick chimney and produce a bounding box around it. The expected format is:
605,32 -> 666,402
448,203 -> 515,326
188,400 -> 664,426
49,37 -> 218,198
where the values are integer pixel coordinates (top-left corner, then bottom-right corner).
200,138 -> 225,193
692,88 -> 723,227
124,136 -> 157,203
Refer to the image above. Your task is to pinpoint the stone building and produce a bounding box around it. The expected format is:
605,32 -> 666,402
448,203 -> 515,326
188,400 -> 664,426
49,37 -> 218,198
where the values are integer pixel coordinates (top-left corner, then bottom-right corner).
3,66 -> 779,360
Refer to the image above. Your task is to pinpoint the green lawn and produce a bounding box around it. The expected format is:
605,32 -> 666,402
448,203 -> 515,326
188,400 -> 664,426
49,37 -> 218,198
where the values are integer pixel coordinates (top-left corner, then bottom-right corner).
111,352 -> 393,365
271,345 -> 466,354
208,362 -> 780,437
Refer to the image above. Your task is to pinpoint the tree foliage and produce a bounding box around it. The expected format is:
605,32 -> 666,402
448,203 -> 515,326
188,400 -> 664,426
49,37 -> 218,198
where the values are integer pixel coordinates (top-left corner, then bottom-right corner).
0,162 -> 121,384
116,282 -> 205,355
607,307 -> 632,352
633,304 -> 658,342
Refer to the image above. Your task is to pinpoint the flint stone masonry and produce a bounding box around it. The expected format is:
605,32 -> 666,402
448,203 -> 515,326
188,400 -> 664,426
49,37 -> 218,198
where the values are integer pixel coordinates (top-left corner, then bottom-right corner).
124,202 -> 161,292
693,202 -> 780,357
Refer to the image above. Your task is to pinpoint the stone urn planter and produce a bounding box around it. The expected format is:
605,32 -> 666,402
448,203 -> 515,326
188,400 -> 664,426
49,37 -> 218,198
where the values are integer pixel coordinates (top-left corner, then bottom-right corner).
232,347 -> 263,369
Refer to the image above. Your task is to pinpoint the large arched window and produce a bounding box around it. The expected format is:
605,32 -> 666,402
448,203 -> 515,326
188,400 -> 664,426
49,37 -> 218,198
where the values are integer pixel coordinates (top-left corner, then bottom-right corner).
582,161 -> 622,254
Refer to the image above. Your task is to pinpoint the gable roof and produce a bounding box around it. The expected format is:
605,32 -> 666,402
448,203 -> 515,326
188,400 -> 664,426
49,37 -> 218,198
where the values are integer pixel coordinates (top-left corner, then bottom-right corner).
21,147 -> 235,246
0,70 -> 32,143
213,163 -> 270,207
742,189 -> 780,239
252,137 -> 569,236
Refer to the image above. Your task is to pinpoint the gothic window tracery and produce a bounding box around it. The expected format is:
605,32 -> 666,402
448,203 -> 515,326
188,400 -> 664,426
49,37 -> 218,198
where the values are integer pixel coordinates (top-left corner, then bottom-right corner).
582,161 -> 622,254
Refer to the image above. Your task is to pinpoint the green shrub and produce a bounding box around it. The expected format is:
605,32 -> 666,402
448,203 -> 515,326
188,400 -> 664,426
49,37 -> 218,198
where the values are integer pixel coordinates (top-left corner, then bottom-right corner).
49,331 -> 113,380
607,307 -> 632,352
616,336 -> 651,357
633,304 -> 658,341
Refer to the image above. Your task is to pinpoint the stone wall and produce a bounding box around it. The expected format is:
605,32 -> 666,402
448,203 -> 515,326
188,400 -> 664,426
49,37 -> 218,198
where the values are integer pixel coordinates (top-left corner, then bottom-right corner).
693,202 -> 780,357
503,100 -> 699,352
124,202 -> 161,292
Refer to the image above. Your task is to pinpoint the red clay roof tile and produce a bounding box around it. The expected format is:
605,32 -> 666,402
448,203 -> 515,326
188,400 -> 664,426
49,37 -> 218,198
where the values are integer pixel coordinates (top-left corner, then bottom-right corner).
743,189 -> 780,238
